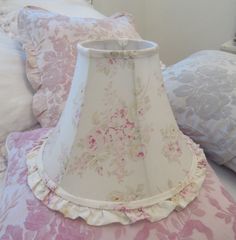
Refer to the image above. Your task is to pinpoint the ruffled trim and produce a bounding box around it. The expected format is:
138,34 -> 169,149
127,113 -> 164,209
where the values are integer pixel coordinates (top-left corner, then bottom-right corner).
26,131 -> 207,226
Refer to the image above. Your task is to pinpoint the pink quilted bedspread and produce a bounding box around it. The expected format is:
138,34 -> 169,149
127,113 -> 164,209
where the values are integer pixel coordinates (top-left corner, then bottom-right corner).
0,129 -> 236,240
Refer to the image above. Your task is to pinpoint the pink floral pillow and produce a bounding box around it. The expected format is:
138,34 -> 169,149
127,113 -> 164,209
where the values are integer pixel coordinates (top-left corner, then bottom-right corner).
0,128 -> 236,239
18,6 -> 141,127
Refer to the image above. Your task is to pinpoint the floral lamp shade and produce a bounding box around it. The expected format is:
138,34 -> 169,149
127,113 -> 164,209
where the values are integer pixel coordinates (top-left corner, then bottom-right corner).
27,39 -> 207,226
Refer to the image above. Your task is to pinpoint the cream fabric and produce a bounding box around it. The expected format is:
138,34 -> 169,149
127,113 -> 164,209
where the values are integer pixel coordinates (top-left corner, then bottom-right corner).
0,32 -> 37,172
26,39 -> 207,226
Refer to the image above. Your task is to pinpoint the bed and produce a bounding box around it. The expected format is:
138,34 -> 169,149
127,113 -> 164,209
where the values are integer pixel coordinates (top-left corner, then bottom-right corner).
0,1 -> 235,239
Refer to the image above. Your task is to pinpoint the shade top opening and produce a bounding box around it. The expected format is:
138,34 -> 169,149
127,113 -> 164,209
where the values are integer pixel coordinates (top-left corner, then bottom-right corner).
77,39 -> 158,57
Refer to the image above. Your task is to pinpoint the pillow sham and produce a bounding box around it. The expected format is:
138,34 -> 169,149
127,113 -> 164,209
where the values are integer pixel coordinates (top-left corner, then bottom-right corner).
164,50 -> 236,172
1,129 -> 236,239
0,0 -> 104,37
0,32 -> 37,173
18,6 -> 141,127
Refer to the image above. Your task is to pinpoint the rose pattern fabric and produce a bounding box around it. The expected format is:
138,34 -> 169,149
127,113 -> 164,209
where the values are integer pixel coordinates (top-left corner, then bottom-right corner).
18,6 -> 141,127
67,79 -> 153,184
109,184 -> 146,202
0,129 -> 236,239
163,50 -> 236,172
161,126 -> 183,162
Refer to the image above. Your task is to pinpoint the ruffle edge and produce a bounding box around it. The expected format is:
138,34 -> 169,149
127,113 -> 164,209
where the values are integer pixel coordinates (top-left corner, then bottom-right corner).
26,131 -> 207,226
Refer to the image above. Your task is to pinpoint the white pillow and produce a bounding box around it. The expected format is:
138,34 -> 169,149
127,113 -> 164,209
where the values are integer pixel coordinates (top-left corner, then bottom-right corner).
0,0 -> 104,37
164,50 -> 236,172
0,32 -> 37,172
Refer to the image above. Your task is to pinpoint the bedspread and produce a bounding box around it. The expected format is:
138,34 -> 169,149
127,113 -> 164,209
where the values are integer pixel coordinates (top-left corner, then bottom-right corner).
0,129 -> 235,239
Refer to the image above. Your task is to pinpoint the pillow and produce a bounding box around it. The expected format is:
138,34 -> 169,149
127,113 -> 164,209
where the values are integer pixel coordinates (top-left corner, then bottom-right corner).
18,6 -> 141,127
0,129 -> 236,239
163,50 -> 236,171
0,0 -> 104,37
0,32 -> 37,173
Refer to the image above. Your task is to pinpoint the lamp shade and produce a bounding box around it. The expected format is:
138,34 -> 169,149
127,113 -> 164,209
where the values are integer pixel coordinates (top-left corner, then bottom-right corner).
27,39 -> 207,226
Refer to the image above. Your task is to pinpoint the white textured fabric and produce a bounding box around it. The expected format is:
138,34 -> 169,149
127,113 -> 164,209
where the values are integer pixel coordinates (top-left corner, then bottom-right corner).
0,32 -> 37,172
0,0 -> 104,37
163,50 -> 236,173
26,39 -> 207,226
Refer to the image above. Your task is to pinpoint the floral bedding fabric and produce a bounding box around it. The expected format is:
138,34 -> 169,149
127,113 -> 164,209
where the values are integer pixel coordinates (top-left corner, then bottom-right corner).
18,6 -> 141,127
0,0 -> 104,37
164,50 -> 236,171
0,128 -> 236,239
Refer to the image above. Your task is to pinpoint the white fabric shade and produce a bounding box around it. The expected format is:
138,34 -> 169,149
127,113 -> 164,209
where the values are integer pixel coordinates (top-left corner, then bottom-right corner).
27,39 -> 207,226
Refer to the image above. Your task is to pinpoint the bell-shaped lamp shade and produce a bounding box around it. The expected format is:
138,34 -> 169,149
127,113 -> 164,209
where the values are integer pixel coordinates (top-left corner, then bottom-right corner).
27,39 -> 207,226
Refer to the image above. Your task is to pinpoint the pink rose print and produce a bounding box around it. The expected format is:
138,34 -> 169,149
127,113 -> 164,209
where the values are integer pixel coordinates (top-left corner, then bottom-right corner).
163,141 -> 182,162
56,219 -> 102,240
1,225 -> 23,240
24,199 -> 52,231
161,126 -> 183,162
134,201 -> 213,240
209,186 -> 236,239
69,81 -> 152,182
